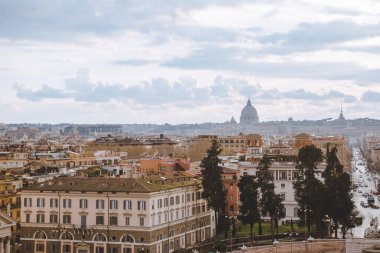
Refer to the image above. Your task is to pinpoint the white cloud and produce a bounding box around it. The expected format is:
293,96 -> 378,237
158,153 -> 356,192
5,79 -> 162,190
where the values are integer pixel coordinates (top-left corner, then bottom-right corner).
1,0 -> 380,123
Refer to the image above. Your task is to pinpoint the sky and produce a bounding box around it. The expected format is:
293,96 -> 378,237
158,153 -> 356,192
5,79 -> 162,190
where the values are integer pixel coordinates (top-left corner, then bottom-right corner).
1,0 -> 380,124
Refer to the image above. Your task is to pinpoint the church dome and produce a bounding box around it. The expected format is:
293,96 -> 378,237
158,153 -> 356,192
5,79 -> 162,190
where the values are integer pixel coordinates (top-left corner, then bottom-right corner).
240,99 -> 259,125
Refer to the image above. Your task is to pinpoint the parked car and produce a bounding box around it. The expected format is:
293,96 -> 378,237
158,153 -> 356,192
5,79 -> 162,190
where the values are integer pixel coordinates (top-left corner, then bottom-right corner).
371,204 -> 380,209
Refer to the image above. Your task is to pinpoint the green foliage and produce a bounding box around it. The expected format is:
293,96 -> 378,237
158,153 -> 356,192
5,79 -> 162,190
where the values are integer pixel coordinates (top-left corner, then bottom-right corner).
200,140 -> 226,233
293,145 -> 326,237
238,175 -> 260,242
323,147 -> 354,238
256,156 -> 284,240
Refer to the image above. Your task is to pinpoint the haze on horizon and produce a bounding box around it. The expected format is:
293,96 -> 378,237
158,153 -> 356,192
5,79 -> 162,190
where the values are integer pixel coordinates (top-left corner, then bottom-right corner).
1,0 -> 380,124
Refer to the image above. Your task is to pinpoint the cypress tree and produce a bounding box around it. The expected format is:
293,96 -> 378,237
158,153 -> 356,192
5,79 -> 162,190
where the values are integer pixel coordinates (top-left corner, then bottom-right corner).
200,139 -> 226,234
237,175 -> 260,243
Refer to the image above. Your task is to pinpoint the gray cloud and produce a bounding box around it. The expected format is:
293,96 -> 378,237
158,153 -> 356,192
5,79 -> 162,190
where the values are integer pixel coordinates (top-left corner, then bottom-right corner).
13,70 -> 360,106
13,83 -> 70,101
362,90 -> 380,103
257,21 -> 380,54
164,45 -> 380,83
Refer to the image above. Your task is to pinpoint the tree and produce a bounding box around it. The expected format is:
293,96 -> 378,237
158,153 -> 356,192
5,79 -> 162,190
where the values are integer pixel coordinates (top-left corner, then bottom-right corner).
341,209 -> 363,238
323,147 -> 354,238
257,156 -> 284,241
237,175 -> 260,243
293,145 -> 327,237
200,140 -> 226,234
273,194 -> 286,238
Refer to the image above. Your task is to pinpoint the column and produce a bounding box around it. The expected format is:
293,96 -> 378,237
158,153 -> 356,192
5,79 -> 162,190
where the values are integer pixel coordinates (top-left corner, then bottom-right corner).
5,238 -> 9,253
0,239 -> 4,253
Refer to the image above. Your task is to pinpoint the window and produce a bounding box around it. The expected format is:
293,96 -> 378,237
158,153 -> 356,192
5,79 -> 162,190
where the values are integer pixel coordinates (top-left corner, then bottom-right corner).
182,195 -> 184,203
164,198 -> 168,207
139,217 -> 144,226
51,244 -> 57,253
170,197 -> 174,206
79,199 -> 88,209
170,212 -> 173,221
137,201 -> 146,210
25,213 -> 30,223
176,196 -> 180,204
186,194 -> 190,202
96,247 -> 105,253
281,183 -> 285,188
36,243 -> 44,252
110,200 -> 118,210
230,205 -> 234,212
96,215 -> 104,225
81,215 -> 87,228
158,199 -> 162,208
123,200 -> 132,210
230,194 -> 233,201
280,194 -> 286,201
158,215 -> 161,224
63,214 -> 71,224
125,217 -> 130,226
50,198 -> 58,208
23,198 -> 32,207
50,214 -> 58,223
36,214 -> 44,223
96,199 -> 105,209
294,207 -> 299,218
152,200 -> 155,209
110,216 -> 118,226
63,199 -> 71,208
37,198 -> 45,208
176,210 -> 179,219
63,245 -> 71,253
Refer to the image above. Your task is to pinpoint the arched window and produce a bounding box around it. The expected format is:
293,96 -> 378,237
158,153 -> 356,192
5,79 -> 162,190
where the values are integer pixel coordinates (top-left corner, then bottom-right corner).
94,233 -> 107,242
121,234 -> 135,243
156,234 -> 163,241
168,230 -> 174,237
34,231 -> 47,239
61,232 -> 74,240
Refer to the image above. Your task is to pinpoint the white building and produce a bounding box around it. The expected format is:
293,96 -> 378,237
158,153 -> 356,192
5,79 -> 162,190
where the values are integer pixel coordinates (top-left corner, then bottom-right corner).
238,161 -> 325,220
20,177 -> 215,253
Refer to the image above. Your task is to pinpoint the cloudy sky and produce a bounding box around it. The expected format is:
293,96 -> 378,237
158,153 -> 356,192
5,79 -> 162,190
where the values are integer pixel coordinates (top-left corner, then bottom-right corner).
1,0 -> 380,124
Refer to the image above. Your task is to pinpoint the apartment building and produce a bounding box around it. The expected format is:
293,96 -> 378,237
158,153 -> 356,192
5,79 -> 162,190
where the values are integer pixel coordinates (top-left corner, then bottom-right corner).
238,161 -> 325,220
20,177 -> 215,253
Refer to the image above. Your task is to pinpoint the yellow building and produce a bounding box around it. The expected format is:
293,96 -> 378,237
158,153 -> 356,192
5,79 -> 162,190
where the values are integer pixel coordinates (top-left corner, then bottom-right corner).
0,176 -> 22,249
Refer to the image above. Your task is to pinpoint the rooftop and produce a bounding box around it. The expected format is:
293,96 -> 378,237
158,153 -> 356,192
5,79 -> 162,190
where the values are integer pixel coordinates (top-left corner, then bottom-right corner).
25,176 -> 201,193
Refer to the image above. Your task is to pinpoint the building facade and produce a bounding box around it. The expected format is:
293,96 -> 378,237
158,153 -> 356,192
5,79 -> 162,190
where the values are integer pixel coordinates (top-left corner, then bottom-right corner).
20,177 -> 215,253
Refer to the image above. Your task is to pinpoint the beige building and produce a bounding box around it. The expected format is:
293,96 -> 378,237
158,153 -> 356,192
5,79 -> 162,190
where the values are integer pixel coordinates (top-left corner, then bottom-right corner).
0,211 -> 16,253
20,177 -> 215,253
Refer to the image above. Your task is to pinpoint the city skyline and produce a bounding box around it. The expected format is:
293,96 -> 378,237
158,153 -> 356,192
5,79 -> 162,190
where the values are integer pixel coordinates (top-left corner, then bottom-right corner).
1,1 -> 380,124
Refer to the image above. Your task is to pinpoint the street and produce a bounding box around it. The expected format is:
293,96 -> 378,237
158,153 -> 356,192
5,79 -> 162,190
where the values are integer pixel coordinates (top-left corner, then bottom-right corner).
351,147 -> 380,238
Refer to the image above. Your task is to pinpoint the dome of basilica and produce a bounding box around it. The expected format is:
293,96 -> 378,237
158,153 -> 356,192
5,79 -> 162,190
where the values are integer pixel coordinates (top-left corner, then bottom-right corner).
240,99 -> 259,125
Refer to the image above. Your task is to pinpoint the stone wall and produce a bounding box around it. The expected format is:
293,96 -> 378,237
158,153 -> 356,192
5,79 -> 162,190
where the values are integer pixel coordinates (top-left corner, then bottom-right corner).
345,239 -> 380,253
244,240 -> 345,253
